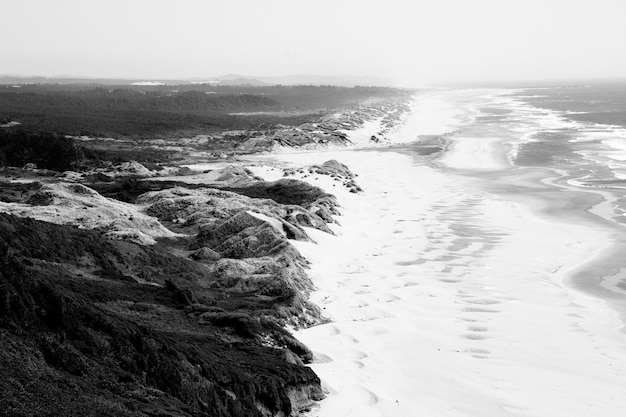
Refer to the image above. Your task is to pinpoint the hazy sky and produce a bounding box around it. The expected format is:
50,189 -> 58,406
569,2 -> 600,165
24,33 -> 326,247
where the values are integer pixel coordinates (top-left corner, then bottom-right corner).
2,0 -> 626,86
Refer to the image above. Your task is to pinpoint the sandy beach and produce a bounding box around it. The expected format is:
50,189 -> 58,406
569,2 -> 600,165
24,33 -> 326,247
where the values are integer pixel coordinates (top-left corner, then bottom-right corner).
248,90 -> 626,417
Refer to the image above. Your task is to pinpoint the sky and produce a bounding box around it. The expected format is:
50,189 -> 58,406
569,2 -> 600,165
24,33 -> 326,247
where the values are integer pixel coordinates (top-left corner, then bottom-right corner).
2,0 -> 626,86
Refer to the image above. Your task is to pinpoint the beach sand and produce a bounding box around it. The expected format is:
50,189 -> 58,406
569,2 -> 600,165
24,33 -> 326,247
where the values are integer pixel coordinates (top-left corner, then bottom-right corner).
249,90 -> 626,417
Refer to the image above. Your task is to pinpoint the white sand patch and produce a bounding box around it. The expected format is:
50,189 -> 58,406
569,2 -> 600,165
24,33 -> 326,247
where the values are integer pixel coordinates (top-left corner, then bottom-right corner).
246,165 -> 285,182
386,90 -> 472,142
180,162 -> 232,172
440,136 -> 511,171
340,117 -> 386,146
336,90 -> 475,149
0,120 -> 20,128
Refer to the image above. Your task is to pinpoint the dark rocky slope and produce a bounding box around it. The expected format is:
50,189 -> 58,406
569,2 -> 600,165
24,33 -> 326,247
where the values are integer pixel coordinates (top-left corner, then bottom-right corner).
0,213 -> 323,417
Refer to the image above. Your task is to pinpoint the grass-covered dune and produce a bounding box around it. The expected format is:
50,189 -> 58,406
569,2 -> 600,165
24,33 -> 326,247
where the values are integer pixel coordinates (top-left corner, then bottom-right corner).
0,213 -> 322,417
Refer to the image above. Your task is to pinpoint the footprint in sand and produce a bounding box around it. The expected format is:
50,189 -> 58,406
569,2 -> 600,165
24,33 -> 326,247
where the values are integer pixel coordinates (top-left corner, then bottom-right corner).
460,317 -> 480,323
367,326 -> 390,336
353,315 -> 377,322
381,293 -> 401,303
342,386 -> 379,406
321,324 -> 342,336
466,348 -> 491,359
463,333 -> 489,340
342,360 -> 365,370
345,349 -> 368,360
396,259 -> 427,266
439,278 -> 462,283
467,325 -> 488,332
456,292 -> 474,299
338,334 -> 360,344
464,298 -> 501,305
462,307 -> 499,313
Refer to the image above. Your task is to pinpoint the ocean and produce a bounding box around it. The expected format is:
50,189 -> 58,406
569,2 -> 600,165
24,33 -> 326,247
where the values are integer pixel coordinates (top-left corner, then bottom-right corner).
453,83 -> 626,224
512,83 -> 626,183
258,85 -> 626,416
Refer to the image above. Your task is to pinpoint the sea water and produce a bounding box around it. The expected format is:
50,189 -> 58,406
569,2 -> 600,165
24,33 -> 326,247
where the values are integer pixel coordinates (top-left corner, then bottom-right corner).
267,85 -> 626,416
432,82 -> 626,304
504,82 -> 626,208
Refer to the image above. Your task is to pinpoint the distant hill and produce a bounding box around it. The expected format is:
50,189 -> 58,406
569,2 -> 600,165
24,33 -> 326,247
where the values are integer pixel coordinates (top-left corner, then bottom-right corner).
0,75 -> 182,86
0,74 -> 395,87
208,74 -> 394,87
257,74 -> 394,87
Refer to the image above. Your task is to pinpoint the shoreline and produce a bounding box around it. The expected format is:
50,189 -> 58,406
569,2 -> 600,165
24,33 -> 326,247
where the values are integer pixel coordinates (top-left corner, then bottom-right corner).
437,137 -> 626,333
251,89 -> 626,416
431,99 -> 626,327
4,85 -> 626,416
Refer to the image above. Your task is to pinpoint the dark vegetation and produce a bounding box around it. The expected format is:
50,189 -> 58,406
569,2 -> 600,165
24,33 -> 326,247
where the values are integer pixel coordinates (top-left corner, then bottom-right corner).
0,213 -> 321,416
222,179 -> 331,206
0,129 -> 83,171
0,84 -> 407,139
0,129 -> 177,171
87,177 -> 330,207
0,181 -> 43,203
0,82 -> 384,416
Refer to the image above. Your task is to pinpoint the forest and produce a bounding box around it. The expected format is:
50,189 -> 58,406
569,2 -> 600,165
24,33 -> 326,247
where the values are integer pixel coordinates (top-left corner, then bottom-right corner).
0,84 -> 409,139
